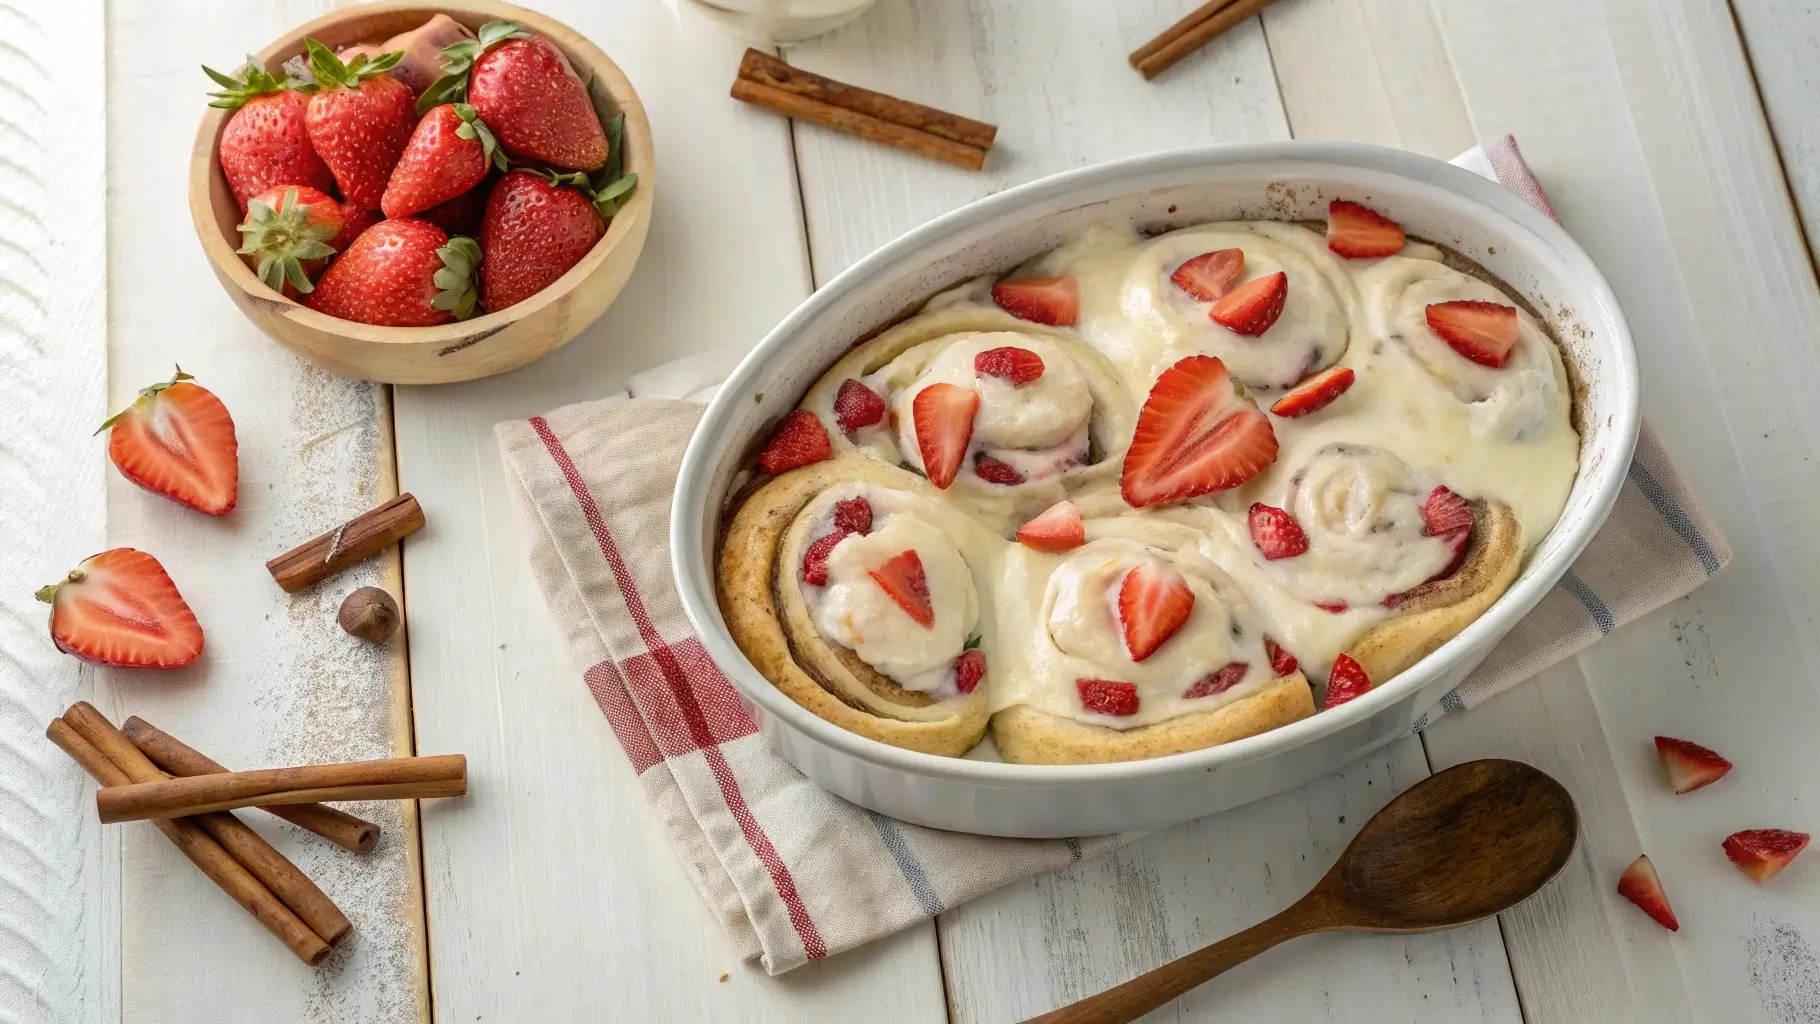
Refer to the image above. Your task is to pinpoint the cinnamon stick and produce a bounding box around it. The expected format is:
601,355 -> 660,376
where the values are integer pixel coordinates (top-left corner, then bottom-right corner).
97,754 -> 468,823
123,716 -> 380,854
266,492 -> 424,592
1130,0 -> 1277,80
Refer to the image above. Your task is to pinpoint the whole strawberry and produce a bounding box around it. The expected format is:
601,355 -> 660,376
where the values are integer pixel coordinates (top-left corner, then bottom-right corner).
479,168 -> 622,311
302,40 -> 417,209
419,21 -> 606,171
306,218 -> 481,326
237,185 -> 371,297
205,59 -> 335,213
381,103 -> 503,219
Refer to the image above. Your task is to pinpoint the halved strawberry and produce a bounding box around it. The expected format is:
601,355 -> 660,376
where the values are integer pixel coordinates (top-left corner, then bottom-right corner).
974,454 -> 1025,485
36,549 -> 203,668
869,550 -> 934,628
1171,248 -> 1245,302
1077,678 -> 1139,717
1118,562 -> 1194,662
833,497 -> 873,535
1326,199 -> 1405,259
1653,736 -> 1733,795
1270,366 -> 1355,418
1264,636 -> 1297,676
1209,271 -> 1287,336
1184,661 -> 1247,699
101,368 -> 239,516
912,383 -> 978,489
1323,653 -> 1371,708
1121,355 -> 1279,508
801,530 -> 849,587
1426,301 -> 1519,369
1723,829 -> 1810,883
1617,855 -> 1680,931
991,276 -> 1078,326
758,410 -> 833,474
974,346 -> 1045,386
1248,503 -> 1309,560
1421,485 -> 1474,537
954,648 -> 986,695
1016,501 -> 1085,552
834,379 -> 887,432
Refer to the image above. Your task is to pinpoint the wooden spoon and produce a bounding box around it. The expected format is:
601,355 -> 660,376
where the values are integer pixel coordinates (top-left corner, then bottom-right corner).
1025,759 -> 1577,1024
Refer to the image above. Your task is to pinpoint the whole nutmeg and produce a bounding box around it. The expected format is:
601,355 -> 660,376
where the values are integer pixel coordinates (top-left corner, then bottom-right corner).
338,587 -> 400,644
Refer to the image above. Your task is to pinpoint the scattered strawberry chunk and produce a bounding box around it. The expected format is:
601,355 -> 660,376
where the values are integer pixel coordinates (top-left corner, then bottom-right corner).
35,549 -> 203,669
1326,199 -> 1406,259
1314,601 -> 1349,614
833,497 -> 873,535
834,379 -> 887,433
1724,829 -> 1811,883
1248,503 -> 1310,560
1421,485 -> 1474,538
974,346 -> 1046,386
1210,271 -> 1288,336
801,530 -> 849,587
1617,855 -> 1680,931
1016,501 -> 1085,552
954,648 -> 986,695
758,410 -> 832,475
973,454 -> 1026,485
1118,562 -> 1195,663
1270,366 -> 1356,418
1653,736 -> 1733,795
992,276 -> 1078,326
1184,661 -> 1248,699
1322,653 -> 1371,708
101,368 -> 239,516
1077,678 -> 1140,717
1121,355 -> 1279,508
1426,300 -> 1519,369
912,383 -> 979,489
869,550 -> 935,628
1171,248 -> 1245,302
1264,636 -> 1298,677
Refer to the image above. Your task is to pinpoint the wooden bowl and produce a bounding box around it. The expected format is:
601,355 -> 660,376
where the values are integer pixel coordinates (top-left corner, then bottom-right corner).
187,0 -> 654,384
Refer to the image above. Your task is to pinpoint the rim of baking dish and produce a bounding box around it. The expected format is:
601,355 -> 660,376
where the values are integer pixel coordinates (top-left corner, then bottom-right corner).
674,141 -> 1640,787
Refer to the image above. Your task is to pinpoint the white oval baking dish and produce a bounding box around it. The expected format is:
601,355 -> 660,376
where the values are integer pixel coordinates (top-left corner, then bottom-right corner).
673,142 -> 1638,838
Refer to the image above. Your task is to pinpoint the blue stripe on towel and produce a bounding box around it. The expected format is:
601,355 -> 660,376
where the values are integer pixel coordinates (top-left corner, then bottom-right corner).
1628,460 -> 1722,575
1560,570 -> 1614,634
1064,837 -> 1083,862
865,809 -> 945,916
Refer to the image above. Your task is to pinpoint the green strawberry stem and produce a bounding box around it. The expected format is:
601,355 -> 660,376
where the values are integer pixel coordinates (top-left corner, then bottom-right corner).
305,38 -> 404,90
203,56 -> 309,108
452,103 -> 508,172
431,236 -> 483,320
536,167 -> 639,220
416,19 -> 529,114
236,187 -> 340,296
96,366 -> 194,434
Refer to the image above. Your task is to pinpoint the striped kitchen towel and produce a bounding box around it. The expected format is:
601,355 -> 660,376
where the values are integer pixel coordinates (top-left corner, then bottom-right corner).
495,137 -> 1729,974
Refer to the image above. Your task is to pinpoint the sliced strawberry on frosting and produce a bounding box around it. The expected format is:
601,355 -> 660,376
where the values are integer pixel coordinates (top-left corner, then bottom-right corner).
834,379 -> 887,432
1421,485 -> 1474,538
758,410 -> 832,474
1209,271 -> 1287,336
1184,661 -> 1248,699
974,346 -> 1045,386
1617,854 -> 1679,931
1171,248 -> 1245,302
1264,636 -> 1298,677
991,275 -> 1078,326
1121,355 -> 1279,508
1323,653 -> 1371,708
1426,300 -> 1519,369
973,453 -> 1026,485
1016,501 -> 1085,552
1248,503 -> 1309,560
1118,562 -> 1194,663
36,548 -> 204,668
833,497 -> 873,535
1326,199 -> 1405,259
1314,601 -> 1349,614
1270,366 -> 1355,418
1077,678 -> 1139,717
1724,829 -> 1810,883
869,549 -> 935,628
954,648 -> 986,695
1653,736 -> 1732,795
801,530 -> 848,587
912,383 -> 978,489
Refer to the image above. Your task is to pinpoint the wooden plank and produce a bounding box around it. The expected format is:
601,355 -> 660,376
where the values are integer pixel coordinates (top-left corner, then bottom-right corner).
102,3 -> 425,1021
1729,0 -> 1820,273
391,2 -> 948,1020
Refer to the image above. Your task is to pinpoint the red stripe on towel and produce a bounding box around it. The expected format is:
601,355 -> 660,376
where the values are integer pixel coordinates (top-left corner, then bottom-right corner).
583,660 -> 664,774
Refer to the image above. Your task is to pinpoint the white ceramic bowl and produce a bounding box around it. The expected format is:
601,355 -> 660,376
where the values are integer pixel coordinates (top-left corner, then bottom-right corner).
673,142 -> 1639,838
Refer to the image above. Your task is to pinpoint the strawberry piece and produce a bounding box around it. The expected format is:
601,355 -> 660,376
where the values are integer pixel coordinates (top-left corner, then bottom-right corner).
306,219 -> 480,326
912,383 -> 979,489
1077,678 -> 1139,717
1326,199 -> 1406,259
1016,501 -> 1085,553
757,410 -> 832,475
834,379 -> 887,432
1314,601 -> 1349,614
1270,366 -> 1356,418
302,41 -> 419,210
869,550 -> 935,628
1617,855 -> 1680,931
101,369 -> 239,516
468,32 -> 609,172
1653,736 -> 1733,795
1422,485 -> 1474,537
381,102 -> 504,219
832,497 -> 873,535
1248,503 -> 1309,560
974,346 -> 1046,386
417,184 -> 490,237
991,276 -> 1078,326
1184,661 -> 1248,699
954,648 -> 986,695
1264,636 -> 1298,677
36,549 -> 203,669
1121,355 -> 1279,508
1724,829 -> 1811,883
1118,563 -> 1194,663
1322,653 -> 1371,708
480,168 -> 614,312
1426,300 -> 1520,369
204,61 -> 337,214
1171,248 -> 1245,302
974,454 -> 1026,485
801,530 -> 848,587
238,186 -> 347,298
1209,271 -> 1288,336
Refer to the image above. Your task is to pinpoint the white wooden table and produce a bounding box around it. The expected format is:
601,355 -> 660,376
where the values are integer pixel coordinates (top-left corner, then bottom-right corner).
8,0 -> 1820,1021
